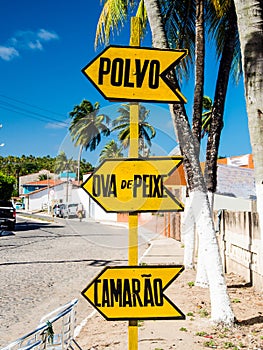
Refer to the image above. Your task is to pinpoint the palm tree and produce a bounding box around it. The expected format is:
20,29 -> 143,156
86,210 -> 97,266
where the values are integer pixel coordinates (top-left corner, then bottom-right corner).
99,140 -> 124,163
95,0 -> 235,325
232,0 -> 263,241
192,0 -> 205,145
54,151 -> 77,174
69,100 -> 110,152
69,99 -> 110,182
111,103 -> 156,156
205,0 -> 240,197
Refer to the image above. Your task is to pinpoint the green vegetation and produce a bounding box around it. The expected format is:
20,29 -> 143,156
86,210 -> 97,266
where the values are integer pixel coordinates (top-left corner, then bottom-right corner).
187,281 -> 195,287
204,340 -> 217,348
111,103 -> 156,156
0,154 -> 93,196
223,342 -> 237,348
0,172 -> 16,199
69,100 -> 110,152
198,308 -> 209,318
231,299 -> 241,303
99,140 -> 123,163
186,312 -> 194,317
179,327 -> 188,332
137,320 -> 144,327
196,331 -> 208,337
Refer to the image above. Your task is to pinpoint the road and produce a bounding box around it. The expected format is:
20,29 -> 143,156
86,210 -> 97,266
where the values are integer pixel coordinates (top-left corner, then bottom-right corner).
0,215 -> 150,347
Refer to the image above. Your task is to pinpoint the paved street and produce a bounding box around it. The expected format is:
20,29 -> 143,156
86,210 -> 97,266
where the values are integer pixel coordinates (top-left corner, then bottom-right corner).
0,215 -> 149,347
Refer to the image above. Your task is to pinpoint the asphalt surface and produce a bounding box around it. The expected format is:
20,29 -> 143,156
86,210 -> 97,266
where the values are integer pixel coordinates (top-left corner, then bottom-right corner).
0,214 -> 152,347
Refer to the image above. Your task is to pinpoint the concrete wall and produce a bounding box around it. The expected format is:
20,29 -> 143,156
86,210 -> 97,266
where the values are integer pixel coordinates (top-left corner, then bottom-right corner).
25,184 -> 83,212
81,173 -> 117,222
214,194 -> 255,212
218,210 -> 263,290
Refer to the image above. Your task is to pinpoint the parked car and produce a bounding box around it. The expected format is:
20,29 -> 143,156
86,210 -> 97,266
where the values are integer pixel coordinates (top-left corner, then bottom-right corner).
0,200 -> 16,230
53,204 -> 61,217
59,204 -> 68,218
53,203 -> 79,219
67,203 -> 78,218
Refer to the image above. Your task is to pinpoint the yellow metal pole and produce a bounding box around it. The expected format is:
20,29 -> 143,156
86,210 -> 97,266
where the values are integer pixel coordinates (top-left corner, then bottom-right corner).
128,16 -> 140,350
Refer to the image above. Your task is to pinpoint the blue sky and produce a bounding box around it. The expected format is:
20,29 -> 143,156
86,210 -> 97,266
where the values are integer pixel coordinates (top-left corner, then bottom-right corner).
0,0 -> 251,166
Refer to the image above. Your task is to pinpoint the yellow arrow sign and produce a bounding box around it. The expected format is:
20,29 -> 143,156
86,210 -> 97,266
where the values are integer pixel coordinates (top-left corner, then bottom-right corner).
81,157 -> 185,213
82,266 -> 185,320
82,45 -> 187,103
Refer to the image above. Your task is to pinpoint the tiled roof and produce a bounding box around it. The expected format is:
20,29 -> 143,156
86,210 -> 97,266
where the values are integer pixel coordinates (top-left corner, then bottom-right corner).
25,180 -> 64,186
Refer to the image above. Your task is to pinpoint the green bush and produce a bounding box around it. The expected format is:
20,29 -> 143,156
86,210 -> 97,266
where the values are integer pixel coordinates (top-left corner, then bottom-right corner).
0,172 -> 16,200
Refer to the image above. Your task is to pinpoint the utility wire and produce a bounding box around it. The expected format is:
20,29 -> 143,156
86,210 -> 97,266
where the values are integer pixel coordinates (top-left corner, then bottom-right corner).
0,100 -> 69,128
0,93 -> 65,118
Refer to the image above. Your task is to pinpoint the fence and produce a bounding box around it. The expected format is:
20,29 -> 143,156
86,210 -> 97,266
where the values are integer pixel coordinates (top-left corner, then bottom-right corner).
1,299 -> 82,350
218,210 -> 263,290
154,209 -> 262,290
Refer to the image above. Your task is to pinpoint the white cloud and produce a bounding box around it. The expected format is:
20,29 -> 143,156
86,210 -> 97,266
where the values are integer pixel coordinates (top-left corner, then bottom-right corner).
28,40 -> 43,50
37,29 -> 59,41
0,28 -> 59,61
45,121 -> 69,129
0,46 -> 19,61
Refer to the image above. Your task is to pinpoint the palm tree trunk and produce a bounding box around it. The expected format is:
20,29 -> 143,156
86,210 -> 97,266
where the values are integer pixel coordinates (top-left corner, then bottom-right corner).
196,0 -> 238,287
182,195 -> 195,269
192,0 -> 205,144
233,0 -> 263,263
77,145 -> 83,184
205,1 -> 237,193
184,0 -> 205,271
144,0 -> 234,325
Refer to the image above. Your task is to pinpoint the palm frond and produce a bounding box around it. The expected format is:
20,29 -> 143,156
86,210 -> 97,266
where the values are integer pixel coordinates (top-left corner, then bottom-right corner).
159,0 -> 195,80
95,0 -> 128,48
135,0 -> 148,39
206,0 -> 241,82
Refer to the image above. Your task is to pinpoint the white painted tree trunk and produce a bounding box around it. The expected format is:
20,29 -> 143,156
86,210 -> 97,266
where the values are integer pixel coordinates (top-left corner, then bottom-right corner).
195,191 -> 214,287
233,0 -> 263,245
192,191 -> 232,323
182,196 -> 195,269
144,0 -> 235,325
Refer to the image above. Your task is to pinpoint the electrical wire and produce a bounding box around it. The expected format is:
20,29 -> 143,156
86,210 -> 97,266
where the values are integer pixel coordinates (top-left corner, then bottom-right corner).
0,94 -> 70,128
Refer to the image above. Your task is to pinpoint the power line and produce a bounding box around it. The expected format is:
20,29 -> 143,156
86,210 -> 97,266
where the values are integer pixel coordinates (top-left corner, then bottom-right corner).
0,94 -> 65,118
0,100 -> 70,128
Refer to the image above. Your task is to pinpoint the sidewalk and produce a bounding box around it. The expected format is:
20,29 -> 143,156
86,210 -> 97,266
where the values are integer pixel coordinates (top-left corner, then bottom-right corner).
75,231 -> 263,349
15,212 -> 263,349
75,236 -> 213,350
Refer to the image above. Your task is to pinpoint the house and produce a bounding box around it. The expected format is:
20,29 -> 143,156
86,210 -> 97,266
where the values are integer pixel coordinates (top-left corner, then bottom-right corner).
213,163 -> 256,212
217,153 -> 254,168
22,179 -> 61,194
59,171 -> 76,180
19,169 -> 56,195
22,180 -> 82,212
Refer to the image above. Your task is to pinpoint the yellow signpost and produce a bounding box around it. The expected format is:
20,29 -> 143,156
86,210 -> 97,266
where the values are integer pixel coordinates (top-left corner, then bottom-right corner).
128,19 -> 140,350
81,266 -> 185,320
81,16 -> 186,350
82,46 -> 187,103
81,157 -> 185,212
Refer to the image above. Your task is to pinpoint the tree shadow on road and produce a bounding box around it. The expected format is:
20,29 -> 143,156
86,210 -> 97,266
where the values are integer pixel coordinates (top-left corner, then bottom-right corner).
0,258 -> 127,267
14,221 -> 64,231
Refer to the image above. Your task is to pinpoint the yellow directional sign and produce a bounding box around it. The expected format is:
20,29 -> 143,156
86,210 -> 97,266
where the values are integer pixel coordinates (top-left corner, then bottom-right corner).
82,45 -> 187,103
82,266 -> 185,320
81,157 -> 185,213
